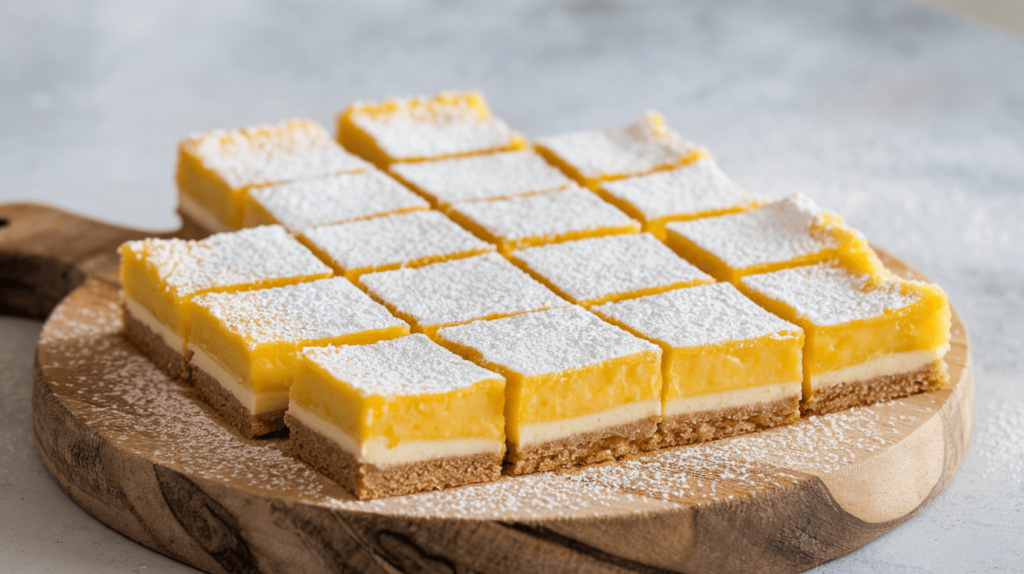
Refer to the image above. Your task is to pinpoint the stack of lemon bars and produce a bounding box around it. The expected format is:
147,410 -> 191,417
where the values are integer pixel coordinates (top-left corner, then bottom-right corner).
120,90 -> 952,500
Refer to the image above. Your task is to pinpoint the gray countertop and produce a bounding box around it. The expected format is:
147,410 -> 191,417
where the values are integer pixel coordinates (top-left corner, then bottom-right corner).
2,1 -> 1022,571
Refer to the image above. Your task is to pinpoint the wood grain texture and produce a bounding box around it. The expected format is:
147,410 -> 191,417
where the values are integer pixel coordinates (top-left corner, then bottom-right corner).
1,203 -> 973,574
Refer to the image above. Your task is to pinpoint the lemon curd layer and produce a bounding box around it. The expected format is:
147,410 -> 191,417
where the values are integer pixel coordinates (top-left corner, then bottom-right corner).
290,335 -> 505,451
189,341 -> 289,415
119,226 -> 333,355
742,263 -> 951,400
188,278 -> 408,400
336,90 -> 525,168
664,194 -> 881,283
177,119 -> 370,230
178,190 -> 233,234
436,306 -> 662,445
592,283 -> 804,407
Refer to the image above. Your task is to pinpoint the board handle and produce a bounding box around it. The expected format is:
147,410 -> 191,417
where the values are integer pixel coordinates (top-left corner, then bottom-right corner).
0,203 -> 162,319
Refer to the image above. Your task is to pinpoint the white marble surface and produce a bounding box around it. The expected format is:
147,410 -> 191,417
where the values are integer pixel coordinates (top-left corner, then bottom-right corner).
1,0 -> 1022,572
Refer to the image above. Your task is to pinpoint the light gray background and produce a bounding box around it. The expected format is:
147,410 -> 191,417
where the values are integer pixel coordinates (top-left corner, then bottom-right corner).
2,1 -> 1022,572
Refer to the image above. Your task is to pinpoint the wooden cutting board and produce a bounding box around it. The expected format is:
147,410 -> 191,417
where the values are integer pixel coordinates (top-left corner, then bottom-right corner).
0,203 -> 973,574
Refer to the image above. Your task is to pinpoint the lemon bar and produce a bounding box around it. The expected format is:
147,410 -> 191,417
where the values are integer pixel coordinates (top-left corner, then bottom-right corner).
535,111 -> 704,189
446,186 -> 641,253
188,278 -> 408,438
664,194 -> 878,283
336,90 -> 525,168
177,119 -> 370,232
241,169 -> 429,232
119,225 -> 332,381
388,149 -> 574,207
592,283 -> 803,447
597,156 -> 764,239
360,253 -> 568,336
436,306 -> 662,475
301,210 -> 494,281
741,262 -> 951,415
287,334 -> 506,499
509,233 -> 714,307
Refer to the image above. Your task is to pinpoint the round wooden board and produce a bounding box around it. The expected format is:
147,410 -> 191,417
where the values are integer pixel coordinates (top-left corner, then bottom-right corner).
1,204 -> 973,574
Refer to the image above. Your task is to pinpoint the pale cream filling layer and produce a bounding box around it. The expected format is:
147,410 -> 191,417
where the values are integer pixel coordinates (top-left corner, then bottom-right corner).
810,344 -> 950,390
188,343 -> 289,415
124,296 -> 185,355
287,401 -> 503,466
178,191 -> 233,234
515,399 -> 661,447
664,381 -> 802,417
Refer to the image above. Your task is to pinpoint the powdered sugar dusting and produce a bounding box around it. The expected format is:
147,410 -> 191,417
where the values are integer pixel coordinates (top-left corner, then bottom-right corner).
389,149 -> 573,204
592,282 -> 801,348
37,279 -> 950,520
436,305 -> 658,377
510,233 -> 712,304
666,194 -> 841,269
247,170 -> 429,232
302,210 -> 493,272
450,186 -> 639,243
186,119 -> 370,189
349,92 -> 516,160
122,225 -> 331,298
601,156 -> 763,221
742,262 -> 921,326
536,111 -> 700,180
360,253 -> 568,328
191,278 -> 406,348
302,334 -> 501,397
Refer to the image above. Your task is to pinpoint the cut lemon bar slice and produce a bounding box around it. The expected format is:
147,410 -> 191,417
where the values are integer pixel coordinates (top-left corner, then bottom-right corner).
336,90 -> 525,168
593,283 -> 803,447
436,306 -> 662,475
301,210 -> 494,281
360,253 -> 568,336
741,262 -> 951,415
446,186 -> 640,253
535,111 -> 704,189
242,169 -> 428,232
509,233 -> 714,307
288,334 -> 506,499
597,156 -> 763,239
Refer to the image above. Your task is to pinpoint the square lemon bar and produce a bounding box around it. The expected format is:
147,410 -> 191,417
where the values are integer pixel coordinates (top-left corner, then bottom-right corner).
664,194 -> 879,283
241,169 -> 429,232
535,111 -> 704,189
360,253 -> 568,336
592,283 -> 803,447
287,334 -> 506,500
597,156 -> 764,240
509,233 -> 714,307
189,278 -> 409,438
446,186 -> 641,253
741,262 -> 951,415
436,306 -> 663,475
177,119 -> 370,232
119,225 -> 332,381
301,210 -> 494,281
336,90 -> 525,168
388,149 -> 574,207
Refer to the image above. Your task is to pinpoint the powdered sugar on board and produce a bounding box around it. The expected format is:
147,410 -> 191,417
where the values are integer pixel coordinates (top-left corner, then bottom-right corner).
36,277 -> 953,521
